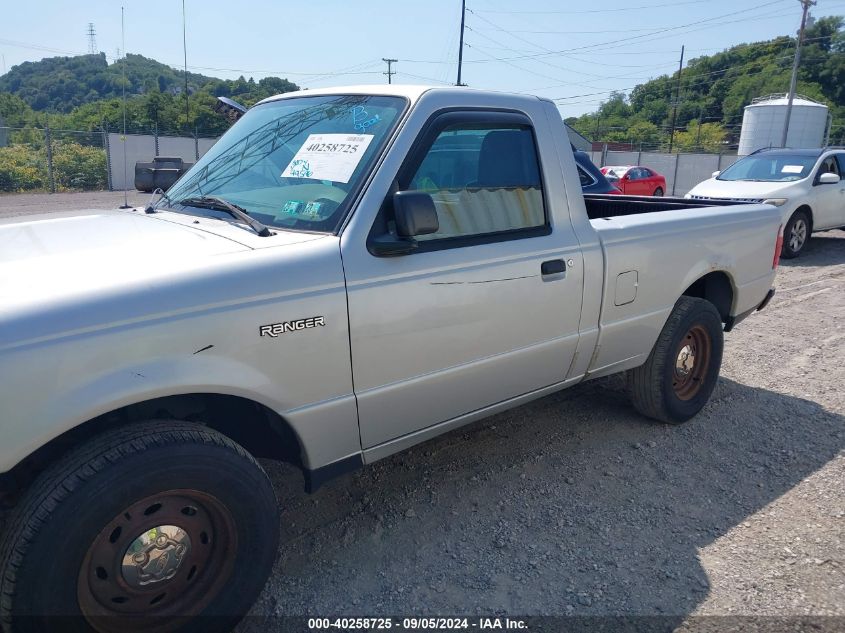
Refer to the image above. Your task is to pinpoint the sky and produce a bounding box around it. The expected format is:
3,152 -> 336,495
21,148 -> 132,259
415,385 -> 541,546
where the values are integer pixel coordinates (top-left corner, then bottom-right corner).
1,0 -> 844,119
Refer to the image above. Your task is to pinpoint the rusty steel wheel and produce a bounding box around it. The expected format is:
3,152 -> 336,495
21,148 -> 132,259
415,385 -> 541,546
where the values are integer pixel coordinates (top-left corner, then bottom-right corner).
671,324 -> 711,401
0,421 -> 279,633
77,490 -> 237,632
628,296 -> 723,424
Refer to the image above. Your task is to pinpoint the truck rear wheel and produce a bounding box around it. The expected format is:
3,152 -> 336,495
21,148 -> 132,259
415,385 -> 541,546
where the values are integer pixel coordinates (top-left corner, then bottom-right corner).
627,296 -> 723,424
0,421 -> 279,633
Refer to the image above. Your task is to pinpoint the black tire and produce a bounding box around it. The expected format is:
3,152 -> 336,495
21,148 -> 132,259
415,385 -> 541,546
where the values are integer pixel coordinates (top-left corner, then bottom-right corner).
627,296 -> 724,424
0,421 -> 279,633
653,187 -> 664,197
782,209 -> 811,258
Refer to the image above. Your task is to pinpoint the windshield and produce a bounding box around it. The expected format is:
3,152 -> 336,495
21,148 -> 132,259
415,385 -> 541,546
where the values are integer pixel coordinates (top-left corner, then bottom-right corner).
717,155 -> 817,182
165,95 -> 407,232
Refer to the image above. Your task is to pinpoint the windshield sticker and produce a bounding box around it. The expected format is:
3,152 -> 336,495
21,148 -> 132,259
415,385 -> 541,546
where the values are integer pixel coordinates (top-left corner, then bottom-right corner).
781,165 -> 804,174
281,133 -> 374,183
352,105 -> 381,132
283,201 -> 304,215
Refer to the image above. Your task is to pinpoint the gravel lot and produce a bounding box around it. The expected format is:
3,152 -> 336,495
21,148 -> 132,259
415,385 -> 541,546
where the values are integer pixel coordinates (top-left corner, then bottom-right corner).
0,191 -> 146,219
2,193 -> 843,628
249,233 -> 845,628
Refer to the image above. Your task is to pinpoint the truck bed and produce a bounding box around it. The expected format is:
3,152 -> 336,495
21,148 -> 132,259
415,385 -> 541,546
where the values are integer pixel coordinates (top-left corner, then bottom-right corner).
583,193 -> 752,220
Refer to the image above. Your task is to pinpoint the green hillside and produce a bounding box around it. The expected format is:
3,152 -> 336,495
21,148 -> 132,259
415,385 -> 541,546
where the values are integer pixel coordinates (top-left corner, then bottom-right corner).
0,52 -> 299,136
565,15 -> 845,151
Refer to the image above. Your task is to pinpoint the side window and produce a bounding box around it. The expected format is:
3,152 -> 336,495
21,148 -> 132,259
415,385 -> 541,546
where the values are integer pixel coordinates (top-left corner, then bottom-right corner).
404,121 -> 546,243
819,156 -> 839,176
577,165 -> 595,187
836,154 -> 845,175
628,168 -> 640,180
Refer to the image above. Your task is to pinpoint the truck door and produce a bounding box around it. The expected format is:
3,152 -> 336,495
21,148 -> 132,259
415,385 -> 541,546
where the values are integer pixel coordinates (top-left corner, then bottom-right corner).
342,110 -> 584,449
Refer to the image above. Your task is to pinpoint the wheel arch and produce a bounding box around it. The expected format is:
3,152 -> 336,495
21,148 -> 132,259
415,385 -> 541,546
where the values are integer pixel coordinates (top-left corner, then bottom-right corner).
792,204 -> 814,232
681,270 -> 734,323
0,393 -> 306,502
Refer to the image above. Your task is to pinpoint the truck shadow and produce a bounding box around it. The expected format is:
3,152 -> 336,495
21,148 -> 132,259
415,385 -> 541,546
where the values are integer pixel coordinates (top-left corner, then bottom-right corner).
781,230 -> 845,268
241,375 -> 843,626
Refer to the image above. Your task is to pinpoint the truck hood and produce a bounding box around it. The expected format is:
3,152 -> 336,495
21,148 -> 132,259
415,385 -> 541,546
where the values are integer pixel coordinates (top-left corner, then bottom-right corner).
0,209 -> 325,318
687,178 -> 802,200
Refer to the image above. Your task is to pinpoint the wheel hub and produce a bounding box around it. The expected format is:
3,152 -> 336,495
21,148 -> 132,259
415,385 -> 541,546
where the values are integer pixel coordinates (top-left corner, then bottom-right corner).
672,325 -> 711,401
789,219 -> 807,251
122,525 -> 191,588
77,490 -> 237,633
675,345 -> 696,376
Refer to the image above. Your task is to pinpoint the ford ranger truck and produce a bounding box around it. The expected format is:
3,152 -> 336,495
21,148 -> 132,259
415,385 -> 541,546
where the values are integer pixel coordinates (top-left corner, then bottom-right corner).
0,86 -> 781,633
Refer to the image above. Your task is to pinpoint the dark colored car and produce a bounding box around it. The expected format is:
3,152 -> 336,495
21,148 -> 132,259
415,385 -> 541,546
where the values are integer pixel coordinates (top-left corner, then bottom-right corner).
575,150 -> 621,194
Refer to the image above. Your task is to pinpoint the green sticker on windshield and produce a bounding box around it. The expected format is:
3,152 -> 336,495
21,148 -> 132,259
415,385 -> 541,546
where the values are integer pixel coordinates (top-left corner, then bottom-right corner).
304,202 -> 323,217
283,201 -> 304,215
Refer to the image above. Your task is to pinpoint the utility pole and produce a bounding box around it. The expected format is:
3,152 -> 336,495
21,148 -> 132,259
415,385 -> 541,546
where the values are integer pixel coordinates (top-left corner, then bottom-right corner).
119,7 -> 131,209
781,0 -> 816,148
695,105 -> 705,149
182,0 -> 190,133
456,0 -> 466,86
382,58 -> 397,84
668,45 -> 684,153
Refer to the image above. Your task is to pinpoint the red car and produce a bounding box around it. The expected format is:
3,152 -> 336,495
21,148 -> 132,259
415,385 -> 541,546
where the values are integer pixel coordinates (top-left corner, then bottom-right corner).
600,165 -> 667,196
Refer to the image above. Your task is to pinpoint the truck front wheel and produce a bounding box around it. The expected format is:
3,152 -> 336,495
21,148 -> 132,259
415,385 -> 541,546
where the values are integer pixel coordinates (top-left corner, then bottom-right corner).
627,296 -> 724,424
0,421 -> 279,633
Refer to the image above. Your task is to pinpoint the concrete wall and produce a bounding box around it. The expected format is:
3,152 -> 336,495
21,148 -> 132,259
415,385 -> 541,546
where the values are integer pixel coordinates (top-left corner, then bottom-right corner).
107,133 -> 218,191
587,148 -> 746,196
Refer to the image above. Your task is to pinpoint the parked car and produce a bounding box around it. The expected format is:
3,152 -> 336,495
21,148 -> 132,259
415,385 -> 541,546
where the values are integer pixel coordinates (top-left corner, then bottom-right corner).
601,165 -> 667,196
576,150 -> 621,194
0,85 -> 781,633
686,147 -> 845,258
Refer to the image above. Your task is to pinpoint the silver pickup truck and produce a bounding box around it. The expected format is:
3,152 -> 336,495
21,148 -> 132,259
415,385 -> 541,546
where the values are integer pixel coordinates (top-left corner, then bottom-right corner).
0,86 -> 780,633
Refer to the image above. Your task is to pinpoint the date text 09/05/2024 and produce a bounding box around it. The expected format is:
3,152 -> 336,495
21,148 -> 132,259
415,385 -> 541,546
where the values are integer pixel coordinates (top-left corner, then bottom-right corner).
307,617 -> 528,630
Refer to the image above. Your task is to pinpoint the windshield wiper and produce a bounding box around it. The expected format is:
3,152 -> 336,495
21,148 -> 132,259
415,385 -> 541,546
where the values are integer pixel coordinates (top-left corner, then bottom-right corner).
175,195 -> 273,237
144,188 -> 170,214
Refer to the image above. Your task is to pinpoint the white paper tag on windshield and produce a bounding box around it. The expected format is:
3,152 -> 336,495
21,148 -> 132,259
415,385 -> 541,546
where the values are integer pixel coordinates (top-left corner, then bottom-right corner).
281,134 -> 374,183
781,165 -> 804,174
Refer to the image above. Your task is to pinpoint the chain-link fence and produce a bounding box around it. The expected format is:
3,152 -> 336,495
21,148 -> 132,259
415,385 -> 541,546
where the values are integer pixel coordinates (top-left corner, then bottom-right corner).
0,126 -> 220,194
589,145 -> 744,197
1,125 -> 743,197
0,127 -> 110,193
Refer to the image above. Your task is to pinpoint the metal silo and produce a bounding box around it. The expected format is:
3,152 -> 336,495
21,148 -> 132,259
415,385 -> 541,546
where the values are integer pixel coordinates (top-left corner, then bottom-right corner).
738,94 -> 830,155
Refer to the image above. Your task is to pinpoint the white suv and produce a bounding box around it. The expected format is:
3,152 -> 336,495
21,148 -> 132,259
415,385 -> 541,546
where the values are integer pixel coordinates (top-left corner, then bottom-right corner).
686,147 -> 845,257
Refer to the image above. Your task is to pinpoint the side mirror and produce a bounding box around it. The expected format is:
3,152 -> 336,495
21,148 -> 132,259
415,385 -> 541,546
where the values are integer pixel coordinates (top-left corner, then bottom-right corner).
394,191 -> 439,237
819,172 -> 840,184
712,171 -> 721,178
214,96 -> 247,124
370,191 -> 439,257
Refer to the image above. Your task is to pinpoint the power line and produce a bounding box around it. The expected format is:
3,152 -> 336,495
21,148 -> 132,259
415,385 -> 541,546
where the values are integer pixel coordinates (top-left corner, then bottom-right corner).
462,0 -> 791,64
473,0 -> 711,15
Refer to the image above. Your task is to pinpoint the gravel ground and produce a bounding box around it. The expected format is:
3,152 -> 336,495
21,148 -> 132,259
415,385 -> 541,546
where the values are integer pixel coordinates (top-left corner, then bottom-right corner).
1,193 -> 842,628
245,232 -> 844,628
0,191 -> 147,219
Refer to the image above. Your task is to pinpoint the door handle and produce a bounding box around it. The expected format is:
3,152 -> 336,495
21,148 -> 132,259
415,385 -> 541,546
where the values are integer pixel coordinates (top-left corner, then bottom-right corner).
541,259 -> 566,276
